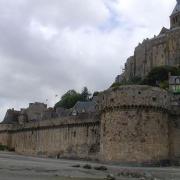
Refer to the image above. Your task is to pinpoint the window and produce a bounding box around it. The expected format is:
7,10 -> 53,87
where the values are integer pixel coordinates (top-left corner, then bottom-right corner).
152,97 -> 157,102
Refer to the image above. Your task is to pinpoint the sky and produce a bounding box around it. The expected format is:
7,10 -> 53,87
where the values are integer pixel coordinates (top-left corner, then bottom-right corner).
0,0 -> 176,120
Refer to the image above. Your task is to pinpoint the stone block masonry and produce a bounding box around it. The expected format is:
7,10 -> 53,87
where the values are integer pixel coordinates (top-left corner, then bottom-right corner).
0,116 -> 100,160
99,85 -> 170,163
0,85 -> 180,165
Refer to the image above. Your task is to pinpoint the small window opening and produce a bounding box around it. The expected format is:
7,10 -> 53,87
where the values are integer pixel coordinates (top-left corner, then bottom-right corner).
152,97 -> 157,102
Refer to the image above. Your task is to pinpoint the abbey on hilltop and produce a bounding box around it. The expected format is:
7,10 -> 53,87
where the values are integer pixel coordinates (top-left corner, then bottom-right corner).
0,1 -> 180,166
116,0 -> 180,83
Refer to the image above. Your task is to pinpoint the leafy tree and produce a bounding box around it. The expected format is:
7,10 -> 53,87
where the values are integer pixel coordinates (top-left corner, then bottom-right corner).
54,90 -> 82,109
81,87 -> 91,101
129,76 -> 142,84
142,66 -> 180,87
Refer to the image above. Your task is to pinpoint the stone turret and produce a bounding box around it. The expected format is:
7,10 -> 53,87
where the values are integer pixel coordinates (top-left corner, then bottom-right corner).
99,85 -> 170,164
170,0 -> 180,29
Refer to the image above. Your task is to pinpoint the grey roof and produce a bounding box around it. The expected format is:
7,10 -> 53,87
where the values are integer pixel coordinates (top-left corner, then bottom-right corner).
169,76 -> 180,85
171,0 -> 180,16
1,109 -> 19,124
159,27 -> 169,35
73,101 -> 97,114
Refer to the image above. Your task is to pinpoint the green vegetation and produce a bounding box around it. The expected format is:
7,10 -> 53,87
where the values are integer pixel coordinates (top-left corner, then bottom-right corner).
111,66 -> 180,89
111,76 -> 142,88
142,66 -> 180,88
81,87 -> 91,101
55,87 -> 92,109
55,90 -> 82,109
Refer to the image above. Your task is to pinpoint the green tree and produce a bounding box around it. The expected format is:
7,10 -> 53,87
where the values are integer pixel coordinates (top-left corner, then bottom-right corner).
142,66 -> 180,87
54,90 -> 82,109
81,87 -> 91,101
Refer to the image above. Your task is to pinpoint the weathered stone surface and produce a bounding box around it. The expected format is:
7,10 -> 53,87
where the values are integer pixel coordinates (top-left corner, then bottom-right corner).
99,86 -> 169,163
0,85 -> 180,164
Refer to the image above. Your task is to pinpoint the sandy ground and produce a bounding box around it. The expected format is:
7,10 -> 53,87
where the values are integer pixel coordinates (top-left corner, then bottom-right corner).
0,152 -> 180,180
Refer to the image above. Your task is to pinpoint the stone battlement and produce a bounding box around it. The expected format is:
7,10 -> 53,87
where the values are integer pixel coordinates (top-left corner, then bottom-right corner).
99,85 -> 170,111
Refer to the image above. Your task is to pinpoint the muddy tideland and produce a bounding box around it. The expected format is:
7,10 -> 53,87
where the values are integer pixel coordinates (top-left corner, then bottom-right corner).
0,152 -> 180,180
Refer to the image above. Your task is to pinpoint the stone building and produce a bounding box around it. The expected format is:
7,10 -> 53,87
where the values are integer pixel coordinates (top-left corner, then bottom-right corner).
116,0 -> 180,82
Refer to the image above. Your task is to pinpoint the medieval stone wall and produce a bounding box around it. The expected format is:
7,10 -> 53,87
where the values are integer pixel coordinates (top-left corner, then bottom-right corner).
0,124 -> 12,147
169,115 -> 180,160
99,85 -> 170,163
0,115 -> 100,159
0,85 -> 180,164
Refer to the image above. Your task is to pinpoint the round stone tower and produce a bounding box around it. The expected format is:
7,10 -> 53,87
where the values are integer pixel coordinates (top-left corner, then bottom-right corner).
99,85 -> 170,164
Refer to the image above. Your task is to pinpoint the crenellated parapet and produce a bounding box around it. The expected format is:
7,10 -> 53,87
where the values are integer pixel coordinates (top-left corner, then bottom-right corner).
98,85 -> 170,113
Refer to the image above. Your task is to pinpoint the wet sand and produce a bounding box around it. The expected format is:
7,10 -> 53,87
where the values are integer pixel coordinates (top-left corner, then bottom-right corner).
1,152 -> 180,180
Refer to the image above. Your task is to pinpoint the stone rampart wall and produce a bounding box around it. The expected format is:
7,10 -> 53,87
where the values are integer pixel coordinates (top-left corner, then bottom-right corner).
99,85 -> 170,164
0,115 -> 100,159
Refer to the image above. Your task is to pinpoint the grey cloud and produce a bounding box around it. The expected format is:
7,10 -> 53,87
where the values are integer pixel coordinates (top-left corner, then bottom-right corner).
0,0 -> 174,120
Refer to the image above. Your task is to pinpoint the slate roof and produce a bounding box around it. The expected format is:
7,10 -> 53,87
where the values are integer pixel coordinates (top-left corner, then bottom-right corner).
72,101 -> 97,114
1,110 -> 19,124
171,0 -> 180,16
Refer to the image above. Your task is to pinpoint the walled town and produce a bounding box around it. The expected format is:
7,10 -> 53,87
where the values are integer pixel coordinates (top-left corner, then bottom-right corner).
1,0 -> 180,166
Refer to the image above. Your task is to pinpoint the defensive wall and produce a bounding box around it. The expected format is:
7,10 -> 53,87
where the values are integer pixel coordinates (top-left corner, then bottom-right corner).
98,85 -> 180,164
0,114 -> 100,160
0,85 -> 180,165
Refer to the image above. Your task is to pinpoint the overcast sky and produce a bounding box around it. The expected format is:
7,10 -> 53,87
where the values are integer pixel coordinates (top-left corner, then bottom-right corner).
0,0 -> 176,120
